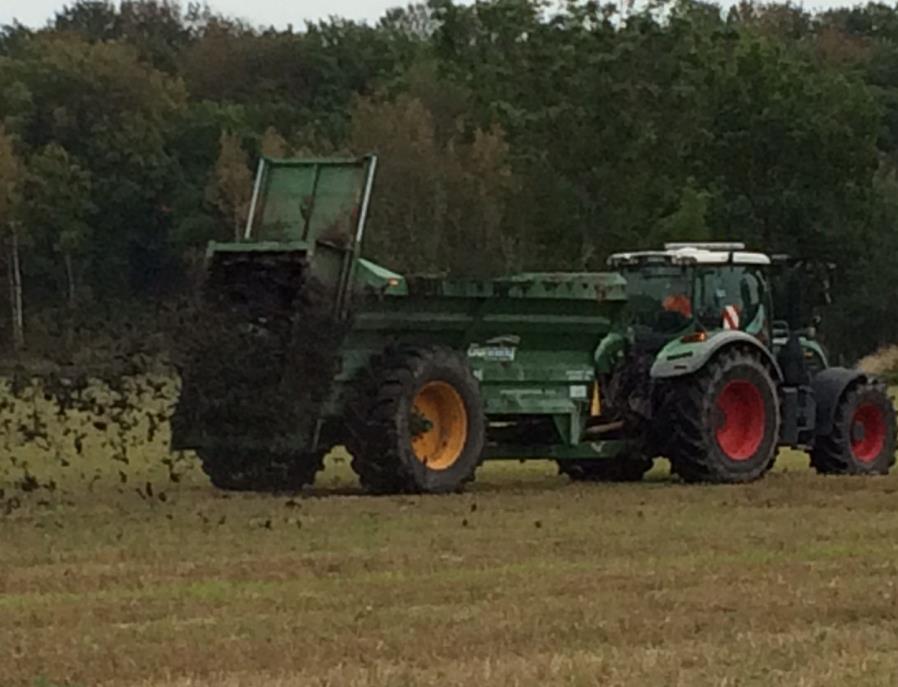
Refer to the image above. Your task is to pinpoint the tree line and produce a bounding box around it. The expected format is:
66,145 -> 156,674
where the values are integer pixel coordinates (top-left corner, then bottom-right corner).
1,0 -> 897,361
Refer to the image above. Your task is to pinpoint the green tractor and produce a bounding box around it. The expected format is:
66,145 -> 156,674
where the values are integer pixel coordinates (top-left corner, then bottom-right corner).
170,155 -> 897,493
593,244 -> 896,483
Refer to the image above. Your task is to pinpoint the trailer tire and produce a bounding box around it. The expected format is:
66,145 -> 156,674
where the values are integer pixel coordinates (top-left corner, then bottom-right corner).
810,381 -> 897,475
557,456 -> 653,482
345,346 -> 485,494
197,449 -> 324,492
664,347 -> 780,483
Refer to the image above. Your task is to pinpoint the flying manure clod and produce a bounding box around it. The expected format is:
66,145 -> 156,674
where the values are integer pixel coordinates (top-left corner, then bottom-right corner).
169,157 -> 897,494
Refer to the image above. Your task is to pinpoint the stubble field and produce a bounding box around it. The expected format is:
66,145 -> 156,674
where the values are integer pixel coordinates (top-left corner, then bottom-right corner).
3,380 -> 898,687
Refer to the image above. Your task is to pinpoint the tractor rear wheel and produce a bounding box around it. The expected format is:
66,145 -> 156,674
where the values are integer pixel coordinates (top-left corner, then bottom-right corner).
810,381 -> 897,475
345,346 -> 485,494
197,449 -> 325,492
664,348 -> 780,483
558,456 -> 653,482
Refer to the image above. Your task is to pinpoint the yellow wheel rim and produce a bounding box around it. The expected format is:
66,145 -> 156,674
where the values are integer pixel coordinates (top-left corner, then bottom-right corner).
410,381 -> 469,470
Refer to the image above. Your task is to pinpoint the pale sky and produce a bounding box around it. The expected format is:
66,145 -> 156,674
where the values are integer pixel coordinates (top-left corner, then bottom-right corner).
0,0 -> 871,29
0,0 -> 407,28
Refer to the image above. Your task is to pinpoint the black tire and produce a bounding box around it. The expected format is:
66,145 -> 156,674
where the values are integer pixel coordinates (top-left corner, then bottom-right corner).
664,347 -> 780,484
810,381 -> 897,475
558,456 -> 653,482
197,449 -> 324,492
345,345 -> 485,494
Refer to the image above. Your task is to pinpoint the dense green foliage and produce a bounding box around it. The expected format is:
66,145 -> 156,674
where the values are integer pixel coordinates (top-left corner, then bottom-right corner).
1,0 -> 897,358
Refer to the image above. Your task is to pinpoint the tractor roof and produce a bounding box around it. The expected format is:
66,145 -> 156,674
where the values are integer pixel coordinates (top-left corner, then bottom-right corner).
608,242 -> 770,267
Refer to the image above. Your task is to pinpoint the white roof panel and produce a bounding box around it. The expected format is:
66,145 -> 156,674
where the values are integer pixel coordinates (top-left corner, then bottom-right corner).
609,245 -> 770,266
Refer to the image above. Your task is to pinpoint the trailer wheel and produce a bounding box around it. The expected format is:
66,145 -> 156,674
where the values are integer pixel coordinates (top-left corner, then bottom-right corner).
197,449 -> 324,492
557,456 -> 653,482
665,347 -> 780,483
345,346 -> 485,494
810,381 -> 897,475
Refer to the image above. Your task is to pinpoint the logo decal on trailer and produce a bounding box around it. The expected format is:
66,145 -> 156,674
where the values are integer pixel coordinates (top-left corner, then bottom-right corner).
468,335 -> 519,362
468,344 -> 516,362
722,305 -> 740,330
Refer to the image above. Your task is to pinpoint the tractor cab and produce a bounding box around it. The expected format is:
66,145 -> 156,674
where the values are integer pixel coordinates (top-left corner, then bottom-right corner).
608,242 -> 773,349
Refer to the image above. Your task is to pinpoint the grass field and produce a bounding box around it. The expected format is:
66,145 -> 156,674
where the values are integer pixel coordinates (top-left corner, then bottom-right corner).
4,383 -> 898,686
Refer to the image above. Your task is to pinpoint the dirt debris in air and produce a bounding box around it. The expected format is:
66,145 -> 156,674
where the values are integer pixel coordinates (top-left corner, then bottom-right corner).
0,256 -> 348,508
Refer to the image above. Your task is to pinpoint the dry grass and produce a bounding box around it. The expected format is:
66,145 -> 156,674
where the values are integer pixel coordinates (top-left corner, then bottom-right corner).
3,384 -> 898,687
859,345 -> 898,378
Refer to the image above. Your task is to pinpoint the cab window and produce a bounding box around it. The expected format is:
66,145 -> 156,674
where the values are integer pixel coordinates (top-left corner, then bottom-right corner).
694,266 -> 766,333
621,265 -> 693,334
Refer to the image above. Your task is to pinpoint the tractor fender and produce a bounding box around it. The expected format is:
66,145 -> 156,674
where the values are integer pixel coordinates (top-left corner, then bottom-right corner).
811,367 -> 869,436
650,330 -> 783,382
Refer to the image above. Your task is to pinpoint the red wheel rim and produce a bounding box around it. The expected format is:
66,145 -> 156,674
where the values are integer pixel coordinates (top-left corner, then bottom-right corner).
851,403 -> 886,463
715,380 -> 766,461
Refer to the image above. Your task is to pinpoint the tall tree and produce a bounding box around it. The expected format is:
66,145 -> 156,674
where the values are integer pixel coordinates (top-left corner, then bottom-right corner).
350,91 -> 517,277
3,34 -> 186,298
53,0 -> 192,71
0,128 -> 24,350
700,31 -> 879,261
208,132 -> 253,241
23,143 -> 94,309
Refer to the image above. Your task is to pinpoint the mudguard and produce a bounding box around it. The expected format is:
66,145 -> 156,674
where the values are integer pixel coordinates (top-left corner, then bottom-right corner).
650,330 -> 783,381
811,367 -> 868,436
594,331 -> 628,375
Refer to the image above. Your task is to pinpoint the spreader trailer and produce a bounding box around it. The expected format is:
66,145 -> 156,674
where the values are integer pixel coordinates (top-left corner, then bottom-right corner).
170,155 -> 897,493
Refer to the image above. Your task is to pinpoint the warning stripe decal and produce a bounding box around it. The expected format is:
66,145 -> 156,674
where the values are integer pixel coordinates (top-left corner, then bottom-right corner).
723,305 -> 740,330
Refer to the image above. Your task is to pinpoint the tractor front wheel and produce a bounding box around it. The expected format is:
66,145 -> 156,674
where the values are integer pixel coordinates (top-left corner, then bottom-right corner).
345,346 -> 485,494
810,381 -> 897,475
663,348 -> 780,483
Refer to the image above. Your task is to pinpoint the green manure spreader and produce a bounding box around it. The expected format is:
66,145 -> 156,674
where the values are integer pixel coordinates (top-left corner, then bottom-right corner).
170,155 -> 897,493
